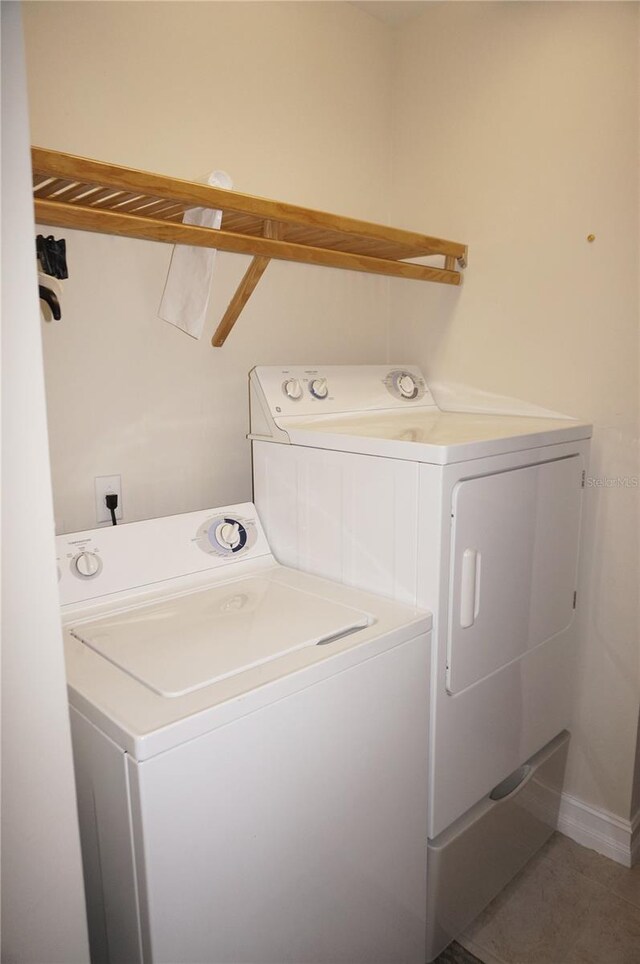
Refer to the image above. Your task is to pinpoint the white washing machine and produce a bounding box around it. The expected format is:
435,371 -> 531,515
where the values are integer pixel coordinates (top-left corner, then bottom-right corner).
249,365 -> 592,958
58,503 -> 431,964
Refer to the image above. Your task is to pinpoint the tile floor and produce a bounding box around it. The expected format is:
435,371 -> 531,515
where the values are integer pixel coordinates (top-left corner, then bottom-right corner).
456,832 -> 640,964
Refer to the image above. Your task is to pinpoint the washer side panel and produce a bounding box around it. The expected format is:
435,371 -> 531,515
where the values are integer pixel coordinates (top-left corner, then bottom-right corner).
69,707 -> 142,964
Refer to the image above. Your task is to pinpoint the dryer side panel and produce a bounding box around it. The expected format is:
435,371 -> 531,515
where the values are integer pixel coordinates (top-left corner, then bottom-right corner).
447,455 -> 584,694
252,440 -> 420,605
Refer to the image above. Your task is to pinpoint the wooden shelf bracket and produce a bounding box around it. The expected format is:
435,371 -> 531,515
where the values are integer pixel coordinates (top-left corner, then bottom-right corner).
212,221 -> 280,347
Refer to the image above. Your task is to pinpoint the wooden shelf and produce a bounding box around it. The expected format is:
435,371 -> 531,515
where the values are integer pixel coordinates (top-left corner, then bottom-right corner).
32,147 -> 467,346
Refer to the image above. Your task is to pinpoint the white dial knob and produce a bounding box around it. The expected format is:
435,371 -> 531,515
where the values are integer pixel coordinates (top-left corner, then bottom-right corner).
197,516 -> 254,557
74,551 -> 100,578
216,521 -> 240,549
397,373 -> 417,398
283,378 -> 303,400
310,378 -> 328,399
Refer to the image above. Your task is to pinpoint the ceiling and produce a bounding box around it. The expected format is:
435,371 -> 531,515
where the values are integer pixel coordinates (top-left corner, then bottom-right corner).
350,1 -> 428,25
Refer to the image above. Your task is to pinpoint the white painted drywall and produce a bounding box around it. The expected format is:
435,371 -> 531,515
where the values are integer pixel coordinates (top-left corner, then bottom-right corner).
389,0 -> 640,822
0,4 -> 89,961
23,0 -> 393,534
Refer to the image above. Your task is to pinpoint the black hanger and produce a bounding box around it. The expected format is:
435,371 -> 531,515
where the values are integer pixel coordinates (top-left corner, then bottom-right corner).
39,284 -> 61,320
36,235 -> 68,280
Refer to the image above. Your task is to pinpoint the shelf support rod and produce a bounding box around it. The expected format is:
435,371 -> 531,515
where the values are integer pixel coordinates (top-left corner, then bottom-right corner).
211,221 -> 280,347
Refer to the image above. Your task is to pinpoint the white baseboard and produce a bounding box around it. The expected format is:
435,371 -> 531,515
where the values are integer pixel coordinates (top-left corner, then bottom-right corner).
630,807 -> 640,866
557,792 -> 637,867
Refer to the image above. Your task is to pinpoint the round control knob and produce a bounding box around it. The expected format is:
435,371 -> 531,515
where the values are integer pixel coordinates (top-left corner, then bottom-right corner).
309,377 -> 328,399
216,521 -> 241,549
197,516 -> 254,557
283,378 -> 303,400
397,373 -> 417,398
73,551 -> 100,578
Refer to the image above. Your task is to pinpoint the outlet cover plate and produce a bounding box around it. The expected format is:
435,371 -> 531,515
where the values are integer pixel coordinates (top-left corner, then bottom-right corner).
95,475 -> 123,525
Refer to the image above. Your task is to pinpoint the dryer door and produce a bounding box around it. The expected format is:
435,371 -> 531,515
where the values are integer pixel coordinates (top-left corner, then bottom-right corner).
447,455 -> 583,694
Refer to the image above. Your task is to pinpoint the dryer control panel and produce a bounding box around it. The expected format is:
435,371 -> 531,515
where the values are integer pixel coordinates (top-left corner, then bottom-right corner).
57,503 -> 270,607
251,365 -> 437,420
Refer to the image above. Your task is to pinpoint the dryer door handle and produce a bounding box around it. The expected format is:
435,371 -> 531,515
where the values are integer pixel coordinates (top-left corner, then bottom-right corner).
460,548 -> 481,628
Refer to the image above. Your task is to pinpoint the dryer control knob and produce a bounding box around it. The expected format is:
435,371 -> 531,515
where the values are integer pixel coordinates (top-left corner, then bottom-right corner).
73,551 -> 101,578
397,373 -> 417,398
310,378 -> 328,399
283,378 -> 303,400
216,521 -> 241,549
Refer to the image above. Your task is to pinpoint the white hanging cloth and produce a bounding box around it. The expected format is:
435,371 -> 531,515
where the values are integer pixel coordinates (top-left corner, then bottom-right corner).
158,170 -> 233,339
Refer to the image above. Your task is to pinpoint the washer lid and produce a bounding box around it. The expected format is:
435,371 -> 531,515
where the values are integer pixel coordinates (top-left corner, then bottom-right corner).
70,576 -> 372,697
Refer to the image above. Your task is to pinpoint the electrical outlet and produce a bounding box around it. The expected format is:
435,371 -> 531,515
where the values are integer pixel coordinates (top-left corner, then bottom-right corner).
95,475 -> 123,525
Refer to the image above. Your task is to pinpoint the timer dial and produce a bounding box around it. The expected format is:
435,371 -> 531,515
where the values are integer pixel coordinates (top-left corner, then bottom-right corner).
384,369 -> 426,401
216,521 -> 241,550
196,515 -> 257,557
397,373 -> 417,398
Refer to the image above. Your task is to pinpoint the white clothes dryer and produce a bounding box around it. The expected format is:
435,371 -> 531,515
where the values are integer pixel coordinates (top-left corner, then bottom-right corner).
58,503 -> 431,964
249,365 -> 592,957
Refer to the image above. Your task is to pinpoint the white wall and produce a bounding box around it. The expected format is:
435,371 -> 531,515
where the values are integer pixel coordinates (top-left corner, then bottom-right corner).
0,5 -> 89,961
389,0 -> 639,822
23,0 -> 393,533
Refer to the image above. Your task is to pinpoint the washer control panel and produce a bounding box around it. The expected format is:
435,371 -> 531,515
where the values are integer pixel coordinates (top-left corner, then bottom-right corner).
57,503 -> 270,607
